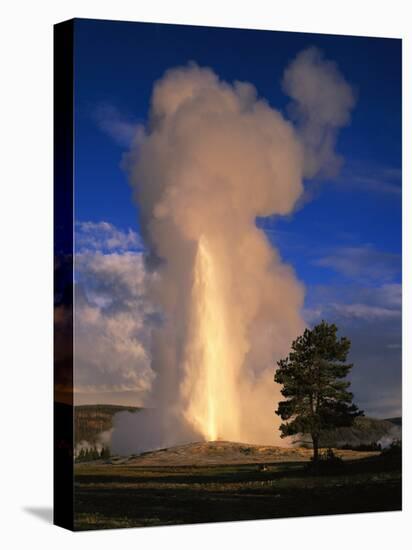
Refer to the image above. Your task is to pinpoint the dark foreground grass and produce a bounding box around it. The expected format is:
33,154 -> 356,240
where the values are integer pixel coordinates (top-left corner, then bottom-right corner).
74,454 -> 401,530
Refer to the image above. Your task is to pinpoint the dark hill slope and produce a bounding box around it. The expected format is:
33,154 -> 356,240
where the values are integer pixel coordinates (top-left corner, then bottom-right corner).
313,416 -> 401,449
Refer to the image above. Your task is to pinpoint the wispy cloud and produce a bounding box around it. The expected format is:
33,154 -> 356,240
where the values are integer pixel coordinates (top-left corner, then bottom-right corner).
329,302 -> 400,321
314,244 -> 400,283
93,103 -> 140,147
305,282 -> 401,320
335,163 -> 402,196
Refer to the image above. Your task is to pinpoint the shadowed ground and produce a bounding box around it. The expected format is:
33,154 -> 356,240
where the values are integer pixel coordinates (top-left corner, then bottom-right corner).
74,441 -> 401,530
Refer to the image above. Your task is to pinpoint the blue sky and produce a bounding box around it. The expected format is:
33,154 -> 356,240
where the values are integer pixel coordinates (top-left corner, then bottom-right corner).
73,19 -> 401,417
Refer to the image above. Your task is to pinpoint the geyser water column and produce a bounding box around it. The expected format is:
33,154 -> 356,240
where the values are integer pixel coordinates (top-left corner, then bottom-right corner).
182,236 -> 241,442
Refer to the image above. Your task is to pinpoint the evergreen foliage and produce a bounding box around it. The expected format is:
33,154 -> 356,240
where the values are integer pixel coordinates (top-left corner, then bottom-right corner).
275,320 -> 363,460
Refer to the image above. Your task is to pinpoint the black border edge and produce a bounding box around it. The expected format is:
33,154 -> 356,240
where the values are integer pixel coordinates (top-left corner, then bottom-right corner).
53,18 -> 75,531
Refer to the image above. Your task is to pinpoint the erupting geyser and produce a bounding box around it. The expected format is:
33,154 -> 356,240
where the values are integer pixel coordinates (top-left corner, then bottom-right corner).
121,49 -> 354,451
183,236 -> 241,442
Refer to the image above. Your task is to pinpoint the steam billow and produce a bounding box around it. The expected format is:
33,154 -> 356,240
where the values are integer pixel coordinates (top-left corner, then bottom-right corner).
113,48 -> 354,454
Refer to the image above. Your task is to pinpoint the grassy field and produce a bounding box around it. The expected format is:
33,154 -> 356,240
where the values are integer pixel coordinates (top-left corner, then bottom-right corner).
74,451 -> 401,530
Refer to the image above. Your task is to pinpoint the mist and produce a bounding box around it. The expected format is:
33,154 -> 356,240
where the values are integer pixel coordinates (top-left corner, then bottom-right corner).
112,47 -> 354,453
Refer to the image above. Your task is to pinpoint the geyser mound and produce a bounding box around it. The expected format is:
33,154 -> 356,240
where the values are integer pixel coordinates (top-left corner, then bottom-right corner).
125,440 -> 314,466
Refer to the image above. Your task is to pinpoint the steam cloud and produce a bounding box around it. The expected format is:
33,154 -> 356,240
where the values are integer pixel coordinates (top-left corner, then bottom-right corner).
113,48 -> 355,453
282,47 -> 355,177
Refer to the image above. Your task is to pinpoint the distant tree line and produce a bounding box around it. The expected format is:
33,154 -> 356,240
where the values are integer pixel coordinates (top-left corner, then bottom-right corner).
340,442 -> 382,452
76,446 -> 110,462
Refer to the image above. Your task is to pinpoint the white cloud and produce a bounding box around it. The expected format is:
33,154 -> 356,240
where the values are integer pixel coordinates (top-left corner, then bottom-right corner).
76,221 -> 143,252
74,221 -> 155,398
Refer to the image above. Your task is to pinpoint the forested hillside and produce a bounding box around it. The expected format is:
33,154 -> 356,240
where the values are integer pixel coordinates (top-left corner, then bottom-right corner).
75,404 -> 141,445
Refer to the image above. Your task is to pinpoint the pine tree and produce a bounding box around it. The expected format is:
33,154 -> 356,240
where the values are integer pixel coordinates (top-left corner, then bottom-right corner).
274,320 -> 363,461
92,447 -> 99,460
78,448 -> 85,461
100,446 -> 110,459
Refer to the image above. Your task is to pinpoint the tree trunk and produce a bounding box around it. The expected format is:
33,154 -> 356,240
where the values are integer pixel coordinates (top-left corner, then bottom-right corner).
312,434 -> 319,462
